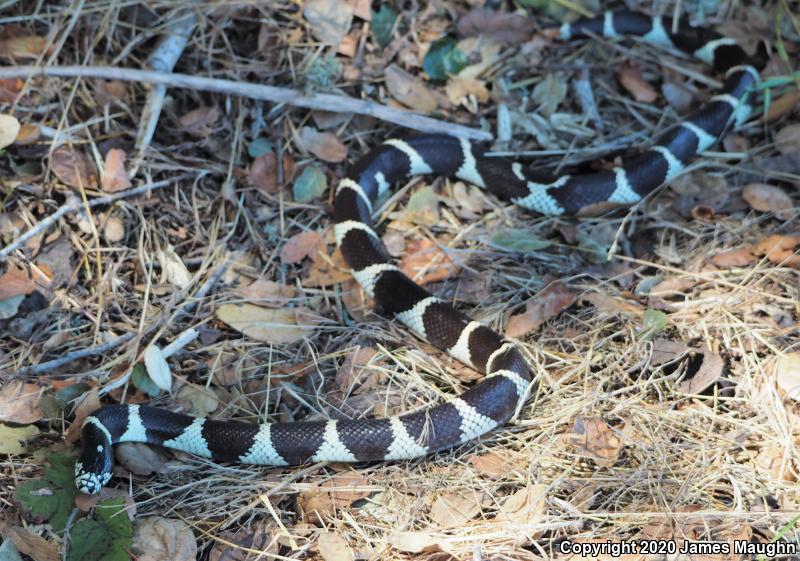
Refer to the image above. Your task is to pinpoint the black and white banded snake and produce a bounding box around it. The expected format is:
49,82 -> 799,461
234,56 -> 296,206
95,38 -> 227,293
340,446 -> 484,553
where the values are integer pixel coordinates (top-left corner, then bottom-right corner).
75,10 -> 764,493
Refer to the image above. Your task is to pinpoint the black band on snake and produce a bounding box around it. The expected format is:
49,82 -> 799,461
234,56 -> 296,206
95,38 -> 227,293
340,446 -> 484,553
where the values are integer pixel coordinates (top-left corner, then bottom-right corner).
75,10 -> 762,493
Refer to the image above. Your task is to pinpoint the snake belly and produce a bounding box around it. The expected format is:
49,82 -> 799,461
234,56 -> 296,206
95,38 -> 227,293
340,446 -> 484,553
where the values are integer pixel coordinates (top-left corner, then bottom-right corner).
75,10 -> 761,494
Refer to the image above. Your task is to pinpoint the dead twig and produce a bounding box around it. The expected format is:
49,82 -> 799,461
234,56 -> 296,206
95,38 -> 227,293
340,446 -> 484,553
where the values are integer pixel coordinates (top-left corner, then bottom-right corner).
0,65 -> 492,141
0,176 -> 189,261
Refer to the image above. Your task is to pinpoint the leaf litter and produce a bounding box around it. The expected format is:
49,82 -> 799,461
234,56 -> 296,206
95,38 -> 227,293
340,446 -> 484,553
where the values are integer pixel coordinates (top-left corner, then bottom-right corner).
1,1 -> 799,559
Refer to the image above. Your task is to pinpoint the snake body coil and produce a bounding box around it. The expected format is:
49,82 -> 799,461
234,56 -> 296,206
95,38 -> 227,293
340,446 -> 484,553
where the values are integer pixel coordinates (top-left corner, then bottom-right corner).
76,10 -> 762,494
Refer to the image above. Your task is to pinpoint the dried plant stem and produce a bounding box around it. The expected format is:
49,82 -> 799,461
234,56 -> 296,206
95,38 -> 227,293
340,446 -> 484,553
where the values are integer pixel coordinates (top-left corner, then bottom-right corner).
0,65 -> 493,141
0,176 -> 185,261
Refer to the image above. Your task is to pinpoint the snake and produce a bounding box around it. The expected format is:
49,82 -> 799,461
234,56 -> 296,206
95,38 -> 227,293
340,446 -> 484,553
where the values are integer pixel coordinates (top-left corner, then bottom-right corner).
75,10 -> 762,493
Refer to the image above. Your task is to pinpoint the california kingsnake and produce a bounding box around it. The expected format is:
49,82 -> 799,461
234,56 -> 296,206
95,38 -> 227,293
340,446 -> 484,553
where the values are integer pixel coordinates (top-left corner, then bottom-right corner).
75,10 -> 762,494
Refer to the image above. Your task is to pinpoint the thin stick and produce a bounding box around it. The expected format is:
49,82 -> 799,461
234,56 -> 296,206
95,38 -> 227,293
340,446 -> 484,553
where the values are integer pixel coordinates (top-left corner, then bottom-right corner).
10,333 -> 137,378
0,176 -> 186,261
0,65 -> 493,141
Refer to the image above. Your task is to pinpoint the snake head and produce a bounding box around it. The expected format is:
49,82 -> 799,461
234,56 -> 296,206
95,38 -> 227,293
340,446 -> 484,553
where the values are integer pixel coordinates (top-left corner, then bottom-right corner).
75,416 -> 114,494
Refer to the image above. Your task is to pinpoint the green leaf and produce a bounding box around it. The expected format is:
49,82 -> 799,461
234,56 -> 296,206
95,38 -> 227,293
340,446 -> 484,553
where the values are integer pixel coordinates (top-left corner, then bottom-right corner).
131,363 -> 161,398
423,38 -> 468,81
490,229 -> 551,252
54,383 -> 92,409
247,137 -> 273,159
638,309 -> 668,342
67,497 -> 133,561
633,276 -> 663,297
372,4 -> 397,49
292,165 -> 327,203
16,453 -> 78,533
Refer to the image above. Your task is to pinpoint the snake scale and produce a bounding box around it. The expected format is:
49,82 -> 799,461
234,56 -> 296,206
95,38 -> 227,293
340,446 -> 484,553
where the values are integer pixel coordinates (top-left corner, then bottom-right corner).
75,9 -> 762,493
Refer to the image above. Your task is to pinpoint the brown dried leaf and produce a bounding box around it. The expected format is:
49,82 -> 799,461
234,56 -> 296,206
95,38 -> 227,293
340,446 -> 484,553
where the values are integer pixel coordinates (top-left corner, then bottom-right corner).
755,445 -> 796,482
742,183 -> 793,218
305,246 -> 352,287
709,247 -> 756,268
445,76 -> 489,106
754,234 -> 800,268
429,490 -> 484,527
505,281 -> 575,338
281,231 -> 326,264
616,61 -> 657,103
0,266 -> 35,300
103,215 -> 126,243
100,148 -> 131,192
497,484 -> 547,537
179,105 -> 220,137
318,532 -> 355,561
389,531 -> 447,554
467,450 -> 527,478
399,238 -> 459,285
766,90 -> 800,121
385,64 -> 438,113
775,123 -> 800,155
249,152 -> 296,195
50,145 -> 98,189
299,127 -> 348,162
216,304 -> 318,344
335,346 -> 381,391
235,279 -> 295,307
2,526 -> 60,561
570,416 -> 622,468
0,78 -> 23,103
131,517 -> 197,561
0,381 -> 43,424
0,35 -> 50,60
456,10 -> 534,45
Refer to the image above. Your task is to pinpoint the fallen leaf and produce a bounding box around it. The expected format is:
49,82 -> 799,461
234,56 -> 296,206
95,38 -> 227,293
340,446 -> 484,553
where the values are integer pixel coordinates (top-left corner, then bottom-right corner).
305,246 -> 352,287
299,473 -> 372,523
497,484 -> 547,542
616,61 -> 657,103
662,81 -> 694,113
50,145 -> 98,189
505,281 -> 575,338
157,245 -> 192,288
389,531 -> 447,554
179,106 -> 220,137
385,64 -> 438,113
216,304 -> 317,344
131,517 -> 197,561
293,165 -> 328,202
304,0 -> 354,46
176,385 -> 218,417
335,346 -> 381,391
775,123 -> 800,155
0,424 -> 39,454
429,491 -> 484,526
0,35 -> 49,60
755,445 -> 796,482
457,10 -> 534,45
709,247 -> 756,268
234,279 -> 295,307
249,152 -> 296,195
0,266 -> 35,300
742,183 -> 793,218
766,90 -> 800,121
399,238 -> 459,285
404,186 -> 439,225
2,526 -> 60,561
0,113 -> 21,149
467,450 -> 527,478
103,216 -> 126,243
317,532 -> 354,561
101,148 -> 131,192
299,127 -> 348,162
280,231 -> 326,264
0,381 -> 44,424
144,344 -> 172,392
0,78 -> 23,103
531,73 -> 567,117
570,416 -> 622,468
754,235 -> 800,267
116,442 -> 169,476
445,76 -> 490,106
776,352 -> 800,401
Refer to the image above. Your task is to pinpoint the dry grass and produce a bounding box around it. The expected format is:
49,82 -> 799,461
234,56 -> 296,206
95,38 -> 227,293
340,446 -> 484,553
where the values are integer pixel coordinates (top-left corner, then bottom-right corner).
1,1 -> 799,560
